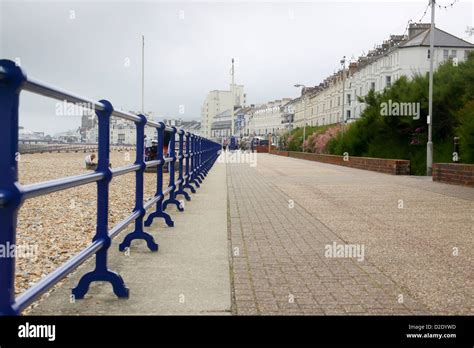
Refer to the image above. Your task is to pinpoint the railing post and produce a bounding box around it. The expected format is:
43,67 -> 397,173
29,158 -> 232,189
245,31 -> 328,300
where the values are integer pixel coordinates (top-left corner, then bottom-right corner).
201,140 -> 207,176
203,139 -> 210,176
72,99 -> 129,299
119,114 -> 158,252
190,134 -> 201,188
183,132 -> 196,194
207,141 -> 217,173
163,127 -> 183,212
174,130 -> 191,201
144,122 -> 174,227
202,140 -> 211,175
0,60 -> 26,315
215,142 -> 221,164
196,137 -> 204,183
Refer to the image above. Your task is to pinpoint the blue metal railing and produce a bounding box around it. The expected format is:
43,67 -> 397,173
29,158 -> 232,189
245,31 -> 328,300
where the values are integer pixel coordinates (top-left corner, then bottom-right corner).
0,59 -> 221,315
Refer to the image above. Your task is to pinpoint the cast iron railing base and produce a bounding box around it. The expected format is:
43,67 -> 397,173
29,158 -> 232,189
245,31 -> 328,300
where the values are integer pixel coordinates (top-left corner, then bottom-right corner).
144,200 -> 174,227
119,229 -> 159,252
72,269 -> 129,300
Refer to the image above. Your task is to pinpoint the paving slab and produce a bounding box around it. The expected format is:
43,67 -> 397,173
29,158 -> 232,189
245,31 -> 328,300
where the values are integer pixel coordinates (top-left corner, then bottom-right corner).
227,153 -> 474,315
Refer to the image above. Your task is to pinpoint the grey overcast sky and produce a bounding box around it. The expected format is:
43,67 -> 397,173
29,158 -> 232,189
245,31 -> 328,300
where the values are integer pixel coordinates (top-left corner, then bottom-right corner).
0,0 -> 472,135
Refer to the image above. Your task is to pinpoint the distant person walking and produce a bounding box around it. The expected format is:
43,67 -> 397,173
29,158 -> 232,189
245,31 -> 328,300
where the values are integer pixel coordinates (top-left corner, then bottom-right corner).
163,131 -> 171,156
223,137 -> 228,151
163,131 -> 172,172
144,135 -> 153,161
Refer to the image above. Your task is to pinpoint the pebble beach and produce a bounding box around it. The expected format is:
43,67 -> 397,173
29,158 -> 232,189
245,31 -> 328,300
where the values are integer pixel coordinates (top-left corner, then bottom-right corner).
16,150 -> 163,297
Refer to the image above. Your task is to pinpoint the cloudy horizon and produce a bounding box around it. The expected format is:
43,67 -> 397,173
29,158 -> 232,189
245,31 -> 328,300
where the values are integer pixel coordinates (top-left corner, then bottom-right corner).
1,0 -> 472,135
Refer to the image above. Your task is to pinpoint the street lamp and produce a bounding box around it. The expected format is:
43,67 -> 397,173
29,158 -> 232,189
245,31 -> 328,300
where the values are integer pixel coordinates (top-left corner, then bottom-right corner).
294,84 -> 307,152
340,56 -> 346,136
427,0 -> 435,176
231,58 -> 235,137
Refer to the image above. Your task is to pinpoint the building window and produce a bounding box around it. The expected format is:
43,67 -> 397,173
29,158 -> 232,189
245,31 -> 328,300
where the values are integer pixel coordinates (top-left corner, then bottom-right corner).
346,94 -> 351,106
443,49 -> 449,60
371,82 -> 376,91
427,49 -> 430,59
346,110 -> 351,121
386,76 -> 391,88
450,50 -> 457,58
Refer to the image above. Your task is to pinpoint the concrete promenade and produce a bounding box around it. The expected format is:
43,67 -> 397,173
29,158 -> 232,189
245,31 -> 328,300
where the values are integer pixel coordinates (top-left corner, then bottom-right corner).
29,152 -> 474,315
30,162 -> 231,315
228,153 -> 474,315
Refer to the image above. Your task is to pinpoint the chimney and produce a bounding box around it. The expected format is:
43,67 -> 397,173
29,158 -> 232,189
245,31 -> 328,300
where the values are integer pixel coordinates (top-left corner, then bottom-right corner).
349,62 -> 358,74
408,23 -> 431,40
390,34 -> 405,45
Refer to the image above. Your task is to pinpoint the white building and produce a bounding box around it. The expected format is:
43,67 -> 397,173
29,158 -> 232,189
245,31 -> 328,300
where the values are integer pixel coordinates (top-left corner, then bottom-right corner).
201,84 -> 246,138
290,23 -> 474,129
346,24 -> 474,120
281,99 -> 297,131
163,118 -> 201,136
54,129 -> 81,143
239,106 -> 255,137
84,116 -> 156,145
250,98 -> 292,136
210,109 -> 232,140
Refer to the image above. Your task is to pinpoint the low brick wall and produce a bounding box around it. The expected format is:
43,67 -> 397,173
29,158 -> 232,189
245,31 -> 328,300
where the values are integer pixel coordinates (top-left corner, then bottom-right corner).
433,163 -> 474,187
270,150 -> 289,157
255,145 -> 269,153
255,145 -> 277,153
269,150 -> 410,175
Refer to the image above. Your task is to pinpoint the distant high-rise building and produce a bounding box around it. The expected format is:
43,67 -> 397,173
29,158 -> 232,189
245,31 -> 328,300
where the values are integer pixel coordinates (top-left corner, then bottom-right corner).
201,84 -> 245,138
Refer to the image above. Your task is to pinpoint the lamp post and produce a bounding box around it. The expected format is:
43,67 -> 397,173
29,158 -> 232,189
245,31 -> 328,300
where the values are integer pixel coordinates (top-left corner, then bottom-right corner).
294,84 -> 307,152
427,0 -> 435,176
231,58 -> 235,137
340,56 -> 346,136
141,35 -> 145,113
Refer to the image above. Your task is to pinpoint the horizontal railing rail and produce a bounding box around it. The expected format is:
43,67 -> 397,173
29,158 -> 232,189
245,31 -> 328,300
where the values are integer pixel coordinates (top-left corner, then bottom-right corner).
0,59 -> 222,315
